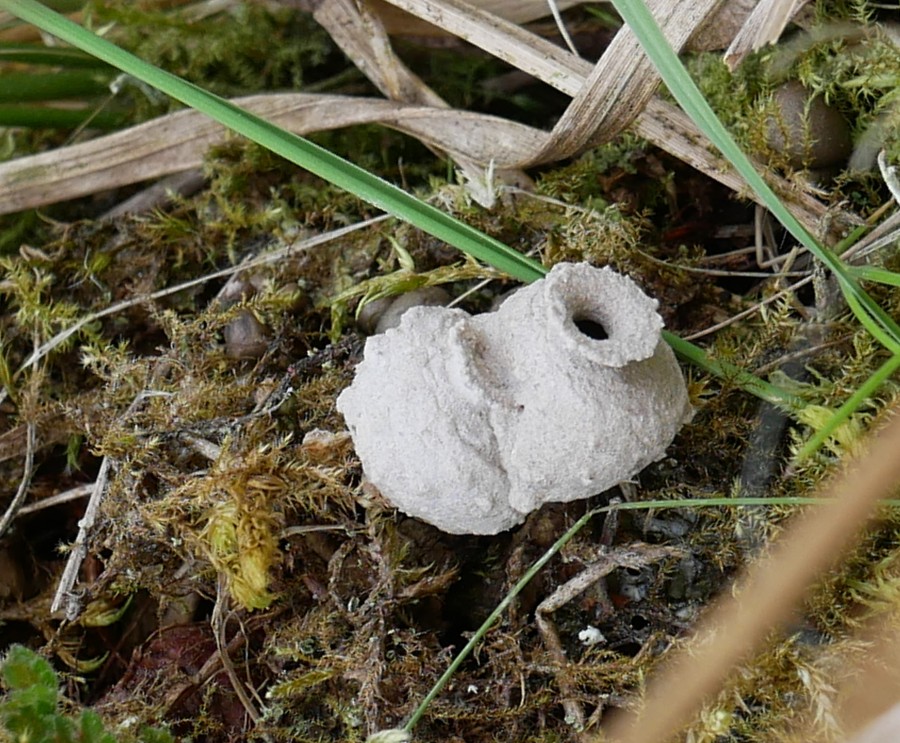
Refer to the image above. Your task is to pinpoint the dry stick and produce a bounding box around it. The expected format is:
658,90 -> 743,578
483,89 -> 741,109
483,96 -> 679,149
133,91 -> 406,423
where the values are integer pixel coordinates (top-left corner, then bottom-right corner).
16,482 -> 93,516
600,404 -> 900,743
753,333 -> 854,375
683,275 -> 814,341
52,455 -> 111,617
52,370 -> 169,617
833,615 -> 900,739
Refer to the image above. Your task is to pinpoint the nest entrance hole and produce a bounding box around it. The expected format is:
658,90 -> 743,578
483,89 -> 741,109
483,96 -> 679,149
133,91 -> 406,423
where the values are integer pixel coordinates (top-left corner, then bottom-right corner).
573,314 -> 609,341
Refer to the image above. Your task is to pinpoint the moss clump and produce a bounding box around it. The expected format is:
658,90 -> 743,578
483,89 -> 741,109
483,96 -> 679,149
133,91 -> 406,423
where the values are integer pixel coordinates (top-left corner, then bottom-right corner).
89,1 -> 339,99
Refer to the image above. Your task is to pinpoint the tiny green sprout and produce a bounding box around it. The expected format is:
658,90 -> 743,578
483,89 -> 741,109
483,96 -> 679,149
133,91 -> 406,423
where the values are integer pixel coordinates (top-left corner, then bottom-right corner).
78,594 -> 134,628
796,404 -> 866,459
385,234 -> 416,273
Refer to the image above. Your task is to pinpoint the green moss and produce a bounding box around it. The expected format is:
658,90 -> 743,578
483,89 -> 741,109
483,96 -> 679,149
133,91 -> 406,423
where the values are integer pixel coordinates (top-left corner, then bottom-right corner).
89,1 -> 338,98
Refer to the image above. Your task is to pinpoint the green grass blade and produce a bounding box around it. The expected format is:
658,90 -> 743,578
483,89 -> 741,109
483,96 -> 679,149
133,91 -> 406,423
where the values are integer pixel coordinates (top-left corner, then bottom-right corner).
0,70 -> 109,102
0,42 -> 109,67
609,0 -> 900,351
0,104 -> 122,128
0,0 -> 545,283
847,265 -> 900,288
845,291 -> 900,354
793,353 -> 900,461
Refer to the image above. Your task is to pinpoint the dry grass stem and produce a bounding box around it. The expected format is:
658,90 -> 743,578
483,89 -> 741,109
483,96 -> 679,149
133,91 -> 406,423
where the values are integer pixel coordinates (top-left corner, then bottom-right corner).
0,95 -> 542,215
52,455 -> 112,618
822,616 -> 900,739
683,274 -> 814,341
312,0 -> 528,202
368,0 -> 583,34
16,483 -> 93,517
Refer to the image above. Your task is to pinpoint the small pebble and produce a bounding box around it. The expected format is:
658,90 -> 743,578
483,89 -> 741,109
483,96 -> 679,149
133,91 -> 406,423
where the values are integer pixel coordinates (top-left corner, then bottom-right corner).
218,276 -> 256,307
578,625 -> 606,646
224,310 -> 270,359
357,287 -> 451,335
766,81 -> 852,169
356,296 -> 395,335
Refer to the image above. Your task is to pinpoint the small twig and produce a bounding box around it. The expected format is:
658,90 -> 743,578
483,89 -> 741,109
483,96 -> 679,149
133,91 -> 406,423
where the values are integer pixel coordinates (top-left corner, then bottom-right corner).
0,422 -> 36,540
635,245 -> 807,279
51,378 -> 170,618
281,524 -> 348,538
753,333 -> 853,376
683,275 -> 815,341
698,244 -> 760,263
17,483 -> 93,516
212,577 -> 262,728
51,456 -> 112,618
754,204 -> 804,271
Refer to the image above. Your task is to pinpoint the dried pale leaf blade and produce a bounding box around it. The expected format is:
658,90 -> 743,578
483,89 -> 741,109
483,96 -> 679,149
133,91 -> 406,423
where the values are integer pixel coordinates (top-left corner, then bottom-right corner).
0,93 -> 547,216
